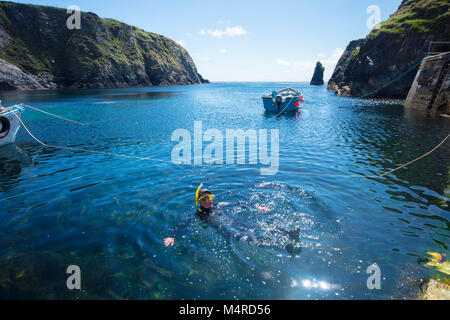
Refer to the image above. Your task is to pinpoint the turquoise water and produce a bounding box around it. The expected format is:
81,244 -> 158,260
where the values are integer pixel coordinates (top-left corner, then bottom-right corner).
0,82 -> 449,299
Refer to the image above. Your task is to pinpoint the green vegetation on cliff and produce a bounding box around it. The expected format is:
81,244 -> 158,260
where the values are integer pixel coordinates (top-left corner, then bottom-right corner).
369,0 -> 449,37
0,1 -> 207,90
328,0 -> 449,99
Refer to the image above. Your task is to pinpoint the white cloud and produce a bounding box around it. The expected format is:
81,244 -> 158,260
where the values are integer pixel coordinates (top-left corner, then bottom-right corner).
293,61 -> 315,69
272,48 -> 344,81
201,26 -> 248,38
185,33 -> 193,37
176,40 -> 185,47
324,48 -> 344,64
200,56 -> 211,61
219,49 -> 228,54
276,49 -> 344,69
276,58 -> 291,66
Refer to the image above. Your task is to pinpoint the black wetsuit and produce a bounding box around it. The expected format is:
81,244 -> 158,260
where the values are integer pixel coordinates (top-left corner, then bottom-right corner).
172,203 -> 301,255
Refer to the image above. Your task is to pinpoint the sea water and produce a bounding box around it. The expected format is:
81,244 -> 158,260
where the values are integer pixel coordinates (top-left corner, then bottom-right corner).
0,82 -> 448,299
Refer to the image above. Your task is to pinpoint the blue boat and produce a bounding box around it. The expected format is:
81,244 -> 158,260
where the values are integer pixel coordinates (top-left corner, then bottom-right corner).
0,103 -> 24,147
262,88 -> 304,112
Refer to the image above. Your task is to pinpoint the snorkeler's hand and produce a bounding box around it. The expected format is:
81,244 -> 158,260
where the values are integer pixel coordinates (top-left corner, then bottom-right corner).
164,237 -> 175,247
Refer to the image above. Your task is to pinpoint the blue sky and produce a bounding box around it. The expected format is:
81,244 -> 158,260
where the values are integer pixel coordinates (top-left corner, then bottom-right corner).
6,0 -> 402,81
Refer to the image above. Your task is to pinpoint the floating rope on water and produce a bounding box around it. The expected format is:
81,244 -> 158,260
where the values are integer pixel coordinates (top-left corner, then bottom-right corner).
4,57 -> 448,203
17,103 -> 86,126
378,132 -> 450,178
13,113 -> 166,162
13,113 -> 450,180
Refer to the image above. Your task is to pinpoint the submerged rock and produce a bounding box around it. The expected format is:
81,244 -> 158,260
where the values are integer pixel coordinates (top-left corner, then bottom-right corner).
422,279 -> 450,300
310,61 -> 325,86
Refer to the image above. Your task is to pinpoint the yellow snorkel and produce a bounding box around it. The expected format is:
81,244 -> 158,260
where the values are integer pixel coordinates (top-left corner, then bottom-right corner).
195,183 -> 203,206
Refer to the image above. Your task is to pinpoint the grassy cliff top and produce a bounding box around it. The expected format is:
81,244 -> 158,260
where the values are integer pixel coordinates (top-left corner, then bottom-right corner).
0,1 -> 201,86
368,0 -> 449,37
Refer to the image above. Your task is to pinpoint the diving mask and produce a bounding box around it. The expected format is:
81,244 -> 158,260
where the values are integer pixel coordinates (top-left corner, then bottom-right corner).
199,194 -> 214,202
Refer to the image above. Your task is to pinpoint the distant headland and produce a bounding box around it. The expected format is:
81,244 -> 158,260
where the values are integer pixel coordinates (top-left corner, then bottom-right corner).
0,1 -> 209,91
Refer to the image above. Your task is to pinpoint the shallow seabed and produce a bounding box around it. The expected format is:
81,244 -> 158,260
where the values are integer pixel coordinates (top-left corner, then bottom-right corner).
0,83 -> 448,299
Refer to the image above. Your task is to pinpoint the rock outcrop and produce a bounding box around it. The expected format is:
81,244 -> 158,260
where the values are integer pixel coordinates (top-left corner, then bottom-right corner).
328,0 -> 450,99
422,279 -> 450,300
0,2 -> 208,91
310,62 -> 324,86
0,58 -> 49,90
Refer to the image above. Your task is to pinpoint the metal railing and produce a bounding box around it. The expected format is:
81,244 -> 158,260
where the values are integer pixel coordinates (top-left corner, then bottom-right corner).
428,42 -> 450,56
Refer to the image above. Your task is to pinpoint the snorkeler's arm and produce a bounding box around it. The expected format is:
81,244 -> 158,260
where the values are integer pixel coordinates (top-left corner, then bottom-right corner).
233,201 -> 271,212
172,216 -> 193,237
164,216 -> 195,246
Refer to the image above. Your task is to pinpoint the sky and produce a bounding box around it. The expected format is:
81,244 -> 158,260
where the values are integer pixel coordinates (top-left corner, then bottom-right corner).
5,0 -> 403,82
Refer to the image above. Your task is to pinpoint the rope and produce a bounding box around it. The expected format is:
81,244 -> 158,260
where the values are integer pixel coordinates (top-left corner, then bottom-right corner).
0,158 -> 145,204
2,114 -> 448,204
14,113 -> 450,180
13,114 -> 165,162
17,103 -> 86,126
378,132 -> 450,177
357,60 -> 423,99
3,57 -> 447,204
266,95 -> 296,119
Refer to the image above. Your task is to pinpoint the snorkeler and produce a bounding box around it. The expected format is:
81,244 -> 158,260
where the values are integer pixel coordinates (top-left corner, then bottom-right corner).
163,184 -> 301,255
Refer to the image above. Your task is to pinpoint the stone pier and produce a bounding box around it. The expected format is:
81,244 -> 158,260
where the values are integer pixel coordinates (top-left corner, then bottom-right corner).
404,52 -> 449,117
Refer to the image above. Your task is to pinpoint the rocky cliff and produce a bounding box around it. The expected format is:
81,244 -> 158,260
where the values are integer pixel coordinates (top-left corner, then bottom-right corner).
0,2 -> 208,90
328,0 -> 449,98
310,61 -> 325,85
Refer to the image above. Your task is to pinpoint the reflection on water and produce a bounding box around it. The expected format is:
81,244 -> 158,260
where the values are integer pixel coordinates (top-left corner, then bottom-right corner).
100,91 -> 178,101
0,144 -> 34,192
0,83 -> 449,299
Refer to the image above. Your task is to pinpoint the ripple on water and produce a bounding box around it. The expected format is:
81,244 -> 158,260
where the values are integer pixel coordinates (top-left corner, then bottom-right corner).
0,83 -> 448,299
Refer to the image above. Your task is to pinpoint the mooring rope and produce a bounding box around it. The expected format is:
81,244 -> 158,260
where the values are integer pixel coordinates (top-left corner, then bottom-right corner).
1,113 -> 448,204
357,60 -> 423,99
17,103 -> 86,126
378,132 -> 450,177
0,157 -> 146,204
268,95 -> 295,118
13,113 -> 450,180
281,132 -> 450,179
13,113 -> 166,162
2,56 -> 448,205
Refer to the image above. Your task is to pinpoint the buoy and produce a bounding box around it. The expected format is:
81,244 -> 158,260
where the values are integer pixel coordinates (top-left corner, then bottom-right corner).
295,102 -> 300,107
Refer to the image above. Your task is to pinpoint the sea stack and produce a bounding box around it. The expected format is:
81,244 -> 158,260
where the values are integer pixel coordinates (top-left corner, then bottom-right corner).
310,62 -> 325,86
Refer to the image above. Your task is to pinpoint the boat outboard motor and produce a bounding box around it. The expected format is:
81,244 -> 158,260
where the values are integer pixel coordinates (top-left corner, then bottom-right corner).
0,116 -> 11,139
275,95 -> 283,111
